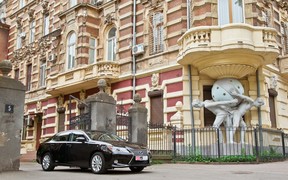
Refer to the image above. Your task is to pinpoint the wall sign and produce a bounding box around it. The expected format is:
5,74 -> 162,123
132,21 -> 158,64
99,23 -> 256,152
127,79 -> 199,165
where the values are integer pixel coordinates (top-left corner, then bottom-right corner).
5,104 -> 14,113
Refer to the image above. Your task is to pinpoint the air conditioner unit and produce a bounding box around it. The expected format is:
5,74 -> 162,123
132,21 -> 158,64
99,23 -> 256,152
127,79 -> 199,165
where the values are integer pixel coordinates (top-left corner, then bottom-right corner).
132,44 -> 145,55
91,0 -> 103,6
48,54 -> 57,62
19,32 -> 26,39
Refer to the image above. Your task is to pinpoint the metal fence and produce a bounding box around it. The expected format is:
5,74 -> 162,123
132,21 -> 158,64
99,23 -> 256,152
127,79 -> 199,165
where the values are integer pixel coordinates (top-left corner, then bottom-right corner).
69,110 -> 288,162
139,126 -> 288,162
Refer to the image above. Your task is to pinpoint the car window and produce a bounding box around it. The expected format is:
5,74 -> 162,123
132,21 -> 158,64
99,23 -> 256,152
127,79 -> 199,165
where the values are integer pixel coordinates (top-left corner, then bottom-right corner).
53,134 -> 69,142
69,133 -> 87,142
86,131 -> 124,141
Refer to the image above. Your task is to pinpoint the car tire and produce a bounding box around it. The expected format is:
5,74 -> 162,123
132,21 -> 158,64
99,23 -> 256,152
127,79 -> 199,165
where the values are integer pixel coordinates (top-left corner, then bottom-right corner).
41,153 -> 55,171
90,152 -> 106,174
129,166 -> 144,172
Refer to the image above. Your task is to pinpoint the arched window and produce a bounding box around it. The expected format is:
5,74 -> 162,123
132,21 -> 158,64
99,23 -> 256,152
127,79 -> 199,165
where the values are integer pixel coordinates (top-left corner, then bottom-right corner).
107,27 -> 116,61
67,32 -> 76,69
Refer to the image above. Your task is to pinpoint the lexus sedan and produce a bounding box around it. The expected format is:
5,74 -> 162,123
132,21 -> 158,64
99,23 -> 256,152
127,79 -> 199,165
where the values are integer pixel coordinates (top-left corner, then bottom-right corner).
36,130 -> 152,174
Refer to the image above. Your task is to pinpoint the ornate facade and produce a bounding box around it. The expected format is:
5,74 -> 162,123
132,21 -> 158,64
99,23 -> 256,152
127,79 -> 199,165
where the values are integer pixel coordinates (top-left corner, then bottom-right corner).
4,0 -> 288,158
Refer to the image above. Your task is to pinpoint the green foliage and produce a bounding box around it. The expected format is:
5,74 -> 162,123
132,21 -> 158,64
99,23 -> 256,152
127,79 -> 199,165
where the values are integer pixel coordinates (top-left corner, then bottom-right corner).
179,154 -> 257,163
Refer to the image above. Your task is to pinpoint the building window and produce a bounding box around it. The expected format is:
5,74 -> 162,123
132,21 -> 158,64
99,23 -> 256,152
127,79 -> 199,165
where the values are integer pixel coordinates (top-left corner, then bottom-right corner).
29,20 -> 35,43
107,27 -> 116,61
89,38 -> 96,64
150,12 -> 164,54
19,0 -> 26,9
16,29 -> 22,49
26,64 -> 32,91
39,61 -> 46,87
43,14 -> 49,36
218,0 -> 244,26
70,0 -> 77,7
14,69 -> 19,80
67,32 -> 76,69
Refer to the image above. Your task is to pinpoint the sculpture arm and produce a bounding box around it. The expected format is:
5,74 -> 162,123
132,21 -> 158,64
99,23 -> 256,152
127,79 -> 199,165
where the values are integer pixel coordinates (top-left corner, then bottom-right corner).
204,99 -> 238,108
230,91 -> 254,104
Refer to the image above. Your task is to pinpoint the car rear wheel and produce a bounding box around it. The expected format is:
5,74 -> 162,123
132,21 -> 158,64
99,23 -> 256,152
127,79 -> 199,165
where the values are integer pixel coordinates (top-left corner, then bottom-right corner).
41,153 -> 55,171
90,152 -> 106,174
129,166 -> 144,172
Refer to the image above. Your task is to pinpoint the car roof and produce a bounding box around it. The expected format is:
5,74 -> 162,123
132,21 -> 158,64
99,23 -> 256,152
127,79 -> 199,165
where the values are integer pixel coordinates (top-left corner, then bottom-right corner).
56,129 -> 85,136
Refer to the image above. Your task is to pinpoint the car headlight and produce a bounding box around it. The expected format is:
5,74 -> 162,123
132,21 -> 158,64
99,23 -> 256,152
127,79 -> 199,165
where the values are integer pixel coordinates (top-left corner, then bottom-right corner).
101,145 -> 113,153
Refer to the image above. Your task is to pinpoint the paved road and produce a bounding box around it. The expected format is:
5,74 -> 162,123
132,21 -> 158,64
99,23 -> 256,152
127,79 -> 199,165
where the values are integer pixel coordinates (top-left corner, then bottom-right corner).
1,161 -> 288,180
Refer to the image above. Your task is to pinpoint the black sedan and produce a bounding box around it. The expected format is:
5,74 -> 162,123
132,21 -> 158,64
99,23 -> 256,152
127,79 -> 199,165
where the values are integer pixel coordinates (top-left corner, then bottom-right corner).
36,130 -> 152,174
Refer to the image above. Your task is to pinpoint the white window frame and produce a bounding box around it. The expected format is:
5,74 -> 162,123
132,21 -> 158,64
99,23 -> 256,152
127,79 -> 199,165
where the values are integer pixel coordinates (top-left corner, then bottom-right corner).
70,0 -> 77,8
39,61 -> 47,87
43,14 -> 50,36
16,29 -> 22,49
151,12 -> 164,54
218,0 -> 245,26
29,20 -> 35,43
89,38 -> 96,64
107,27 -> 116,61
67,32 -> 76,69
19,0 -> 26,9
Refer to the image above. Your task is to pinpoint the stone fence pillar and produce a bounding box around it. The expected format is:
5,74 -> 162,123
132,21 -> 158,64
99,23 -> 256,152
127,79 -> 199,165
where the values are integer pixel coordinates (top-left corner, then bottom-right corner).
86,79 -> 116,134
128,94 -> 148,146
0,60 -> 25,171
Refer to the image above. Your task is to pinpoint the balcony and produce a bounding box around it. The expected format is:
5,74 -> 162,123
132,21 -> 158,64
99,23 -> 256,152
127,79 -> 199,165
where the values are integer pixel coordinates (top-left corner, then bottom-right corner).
177,23 -> 279,79
46,61 -> 120,95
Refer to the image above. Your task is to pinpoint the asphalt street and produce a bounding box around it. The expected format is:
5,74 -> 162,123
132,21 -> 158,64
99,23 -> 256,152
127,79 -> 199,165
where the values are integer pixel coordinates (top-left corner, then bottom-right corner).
1,161 -> 288,180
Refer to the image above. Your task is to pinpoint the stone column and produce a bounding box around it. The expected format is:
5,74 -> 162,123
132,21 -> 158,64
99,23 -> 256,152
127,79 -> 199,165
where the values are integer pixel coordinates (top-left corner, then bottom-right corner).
128,94 -> 148,146
86,79 -> 116,133
0,60 -> 25,171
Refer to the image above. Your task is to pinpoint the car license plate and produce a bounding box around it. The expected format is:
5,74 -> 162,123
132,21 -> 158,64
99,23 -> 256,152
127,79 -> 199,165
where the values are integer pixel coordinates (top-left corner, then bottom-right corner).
135,156 -> 148,161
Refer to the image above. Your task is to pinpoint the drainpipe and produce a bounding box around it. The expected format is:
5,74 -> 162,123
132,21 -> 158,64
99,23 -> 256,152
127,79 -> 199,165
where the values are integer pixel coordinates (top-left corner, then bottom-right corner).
187,0 -> 195,154
256,69 -> 263,153
132,0 -> 137,98
187,0 -> 191,29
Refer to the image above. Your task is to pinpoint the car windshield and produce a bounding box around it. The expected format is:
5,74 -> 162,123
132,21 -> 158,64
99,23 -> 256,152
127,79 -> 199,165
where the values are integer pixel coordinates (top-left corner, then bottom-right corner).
86,131 -> 125,142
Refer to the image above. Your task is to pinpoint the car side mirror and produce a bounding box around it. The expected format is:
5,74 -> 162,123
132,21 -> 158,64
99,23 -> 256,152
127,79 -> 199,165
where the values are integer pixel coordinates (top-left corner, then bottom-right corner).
76,136 -> 86,143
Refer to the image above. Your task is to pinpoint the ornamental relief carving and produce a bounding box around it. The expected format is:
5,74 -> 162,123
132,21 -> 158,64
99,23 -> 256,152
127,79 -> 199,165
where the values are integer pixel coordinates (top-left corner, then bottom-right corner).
41,0 -> 49,14
12,36 -> 51,61
28,9 -> 35,21
16,16 -> 23,29
104,13 -> 115,25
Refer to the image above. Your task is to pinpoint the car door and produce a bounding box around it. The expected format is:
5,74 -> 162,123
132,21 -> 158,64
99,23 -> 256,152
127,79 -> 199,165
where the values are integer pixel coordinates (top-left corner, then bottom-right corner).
48,132 -> 70,164
67,132 -> 91,168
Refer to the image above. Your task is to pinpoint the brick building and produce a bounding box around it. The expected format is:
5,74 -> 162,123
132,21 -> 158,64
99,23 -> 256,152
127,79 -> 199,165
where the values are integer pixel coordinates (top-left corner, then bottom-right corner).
0,0 -> 9,63
4,0 -> 288,158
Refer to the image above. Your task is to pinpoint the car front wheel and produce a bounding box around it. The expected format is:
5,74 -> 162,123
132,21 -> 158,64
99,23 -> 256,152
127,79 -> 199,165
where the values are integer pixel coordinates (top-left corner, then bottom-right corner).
41,153 -> 55,171
129,166 -> 144,172
90,152 -> 106,174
